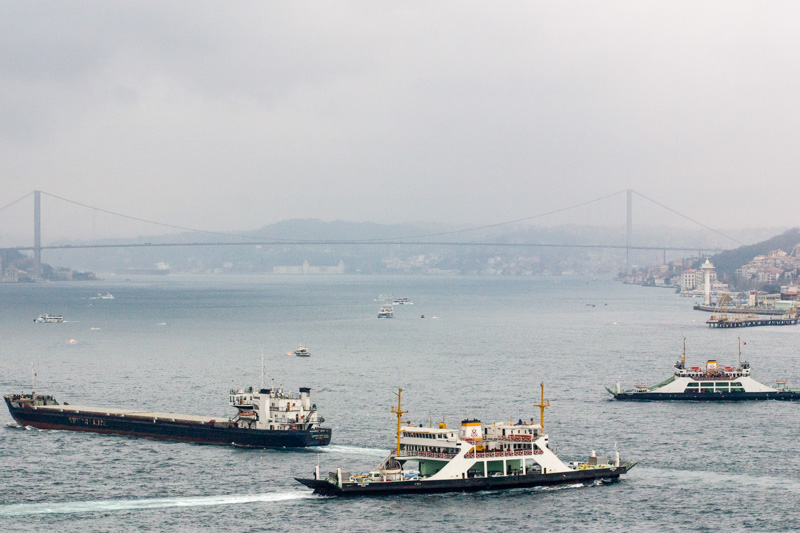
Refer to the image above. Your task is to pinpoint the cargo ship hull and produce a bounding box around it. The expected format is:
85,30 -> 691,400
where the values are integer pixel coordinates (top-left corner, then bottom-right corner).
297,463 -> 634,496
5,399 -> 331,447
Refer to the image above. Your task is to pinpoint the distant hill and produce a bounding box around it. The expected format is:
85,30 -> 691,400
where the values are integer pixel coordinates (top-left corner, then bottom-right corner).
711,227 -> 800,279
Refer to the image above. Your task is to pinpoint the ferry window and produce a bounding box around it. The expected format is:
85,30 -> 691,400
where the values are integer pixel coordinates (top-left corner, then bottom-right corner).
687,383 -> 699,387
731,382 -> 741,386
732,388 -> 744,392
701,382 -> 714,387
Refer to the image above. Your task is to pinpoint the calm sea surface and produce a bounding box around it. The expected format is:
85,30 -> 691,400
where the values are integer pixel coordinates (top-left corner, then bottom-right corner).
1,275 -> 798,532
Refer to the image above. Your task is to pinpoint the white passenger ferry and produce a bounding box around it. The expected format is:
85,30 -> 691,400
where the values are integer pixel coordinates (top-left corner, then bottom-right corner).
377,306 -> 394,318
608,339 -> 800,401
33,315 -> 63,323
296,386 -> 634,495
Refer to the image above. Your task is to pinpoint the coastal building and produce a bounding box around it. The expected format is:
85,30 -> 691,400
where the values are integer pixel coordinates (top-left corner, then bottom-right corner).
738,248 -> 800,286
681,269 -> 697,292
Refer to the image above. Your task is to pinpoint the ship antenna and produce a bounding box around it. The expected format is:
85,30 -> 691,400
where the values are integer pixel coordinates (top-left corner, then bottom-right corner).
260,349 -> 265,391
391,388 -> 408,456
738,336 -> 741,368
534,382 -> 549,430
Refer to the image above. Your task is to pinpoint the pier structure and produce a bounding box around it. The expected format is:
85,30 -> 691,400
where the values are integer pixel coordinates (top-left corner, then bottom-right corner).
707,315 -> 799,328
693,304 -> 787,315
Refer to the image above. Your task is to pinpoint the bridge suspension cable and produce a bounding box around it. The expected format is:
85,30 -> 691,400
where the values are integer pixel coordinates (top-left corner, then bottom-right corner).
0,191 -> 33,214
357,190 -> 629,242
39,191 -> 279,242
631,190 -> 742,246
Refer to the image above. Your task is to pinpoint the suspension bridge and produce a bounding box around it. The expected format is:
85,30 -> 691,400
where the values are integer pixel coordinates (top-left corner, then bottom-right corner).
0,189 -> 737,279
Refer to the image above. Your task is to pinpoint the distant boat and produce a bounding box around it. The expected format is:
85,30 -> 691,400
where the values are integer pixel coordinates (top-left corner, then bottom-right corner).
89,293 -> 114,300
374,294 -> 393,302
378,306 -> 394,319
392,298 -> 413,305
608,338 -> 800,401
293,344 -> 312,357
34,315 -> 63,323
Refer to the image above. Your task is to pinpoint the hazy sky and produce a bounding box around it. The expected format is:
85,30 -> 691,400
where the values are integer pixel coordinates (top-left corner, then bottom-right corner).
2,1 -> 799,242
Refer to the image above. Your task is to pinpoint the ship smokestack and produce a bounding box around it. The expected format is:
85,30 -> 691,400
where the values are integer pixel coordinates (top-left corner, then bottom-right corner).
300,387 -> 311,410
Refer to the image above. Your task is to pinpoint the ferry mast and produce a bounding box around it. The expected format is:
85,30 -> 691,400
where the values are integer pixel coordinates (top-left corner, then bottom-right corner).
391,388 -> 407,455
535,382 -> 549,429
682,337 -> 686,365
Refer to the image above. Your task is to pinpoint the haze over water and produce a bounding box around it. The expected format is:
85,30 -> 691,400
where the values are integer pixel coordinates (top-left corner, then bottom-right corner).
1,275 -> 798,531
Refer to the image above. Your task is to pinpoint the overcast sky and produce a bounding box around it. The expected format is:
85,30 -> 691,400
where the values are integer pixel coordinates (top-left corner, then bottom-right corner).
2,1 -> 799,243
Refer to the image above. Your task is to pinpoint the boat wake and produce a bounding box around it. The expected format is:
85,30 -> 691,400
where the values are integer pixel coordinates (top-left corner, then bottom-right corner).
637,466 -> 800,491
540,482 -> 585,492
0,491 -> 316,517
321,444 -> 389,457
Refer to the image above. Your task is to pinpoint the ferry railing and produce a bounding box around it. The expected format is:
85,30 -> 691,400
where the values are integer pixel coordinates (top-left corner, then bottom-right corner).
397,450 -> 457,459
463,435 -> 537,443
464,450 -> 543,459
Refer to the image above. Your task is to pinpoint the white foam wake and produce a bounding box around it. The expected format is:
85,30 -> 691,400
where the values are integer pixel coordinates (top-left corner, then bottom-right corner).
540,482 -> 584,492
321,444 -> 389,457
0,491 -> 313,517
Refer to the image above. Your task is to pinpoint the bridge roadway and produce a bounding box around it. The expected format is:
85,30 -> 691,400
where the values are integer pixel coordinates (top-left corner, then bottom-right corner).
5,241 -> 728,253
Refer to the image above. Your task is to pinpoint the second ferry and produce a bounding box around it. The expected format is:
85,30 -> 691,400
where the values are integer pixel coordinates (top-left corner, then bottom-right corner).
296,386 -> 635,495
608,339 -> 800,401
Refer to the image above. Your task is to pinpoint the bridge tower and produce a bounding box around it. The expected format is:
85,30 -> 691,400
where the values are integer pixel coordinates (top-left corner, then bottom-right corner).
33,190 -> 42,279
626,189 -> 632,275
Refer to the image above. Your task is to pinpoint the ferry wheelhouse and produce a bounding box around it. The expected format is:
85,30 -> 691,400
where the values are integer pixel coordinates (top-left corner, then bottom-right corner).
296,386 -> 634,495
608,339 -> 800,401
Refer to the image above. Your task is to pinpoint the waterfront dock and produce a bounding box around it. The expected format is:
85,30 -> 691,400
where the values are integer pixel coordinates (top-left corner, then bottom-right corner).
694,304 -> 787,315
706,315 -> 799,328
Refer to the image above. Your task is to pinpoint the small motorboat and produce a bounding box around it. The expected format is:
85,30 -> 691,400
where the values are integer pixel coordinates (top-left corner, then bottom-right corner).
293,344 -> 312,357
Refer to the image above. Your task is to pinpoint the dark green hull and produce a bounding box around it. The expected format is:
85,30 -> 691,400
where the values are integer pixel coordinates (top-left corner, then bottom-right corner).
609,391 -> 800,401
296,462 -> 635,496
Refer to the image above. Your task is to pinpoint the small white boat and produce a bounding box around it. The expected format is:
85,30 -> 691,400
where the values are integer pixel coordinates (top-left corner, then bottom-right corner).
378,306 -> 394,318
392,298 -> 413,305
89,293 -> 115,300
293,344 -> 312,357
34,315 -> 63,323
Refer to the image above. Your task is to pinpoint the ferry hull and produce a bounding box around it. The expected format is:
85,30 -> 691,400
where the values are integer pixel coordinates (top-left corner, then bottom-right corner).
296,463 -> 635,496
609,391 -> 800,401
5,401 -> 331,448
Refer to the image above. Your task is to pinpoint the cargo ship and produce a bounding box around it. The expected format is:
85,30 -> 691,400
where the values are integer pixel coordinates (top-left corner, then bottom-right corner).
607,339 -> 800,401
296,386 -> 635,495
5,384 -> 331,447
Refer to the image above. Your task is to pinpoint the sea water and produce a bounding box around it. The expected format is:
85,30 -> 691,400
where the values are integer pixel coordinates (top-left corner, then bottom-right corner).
1,275 -> 798,532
